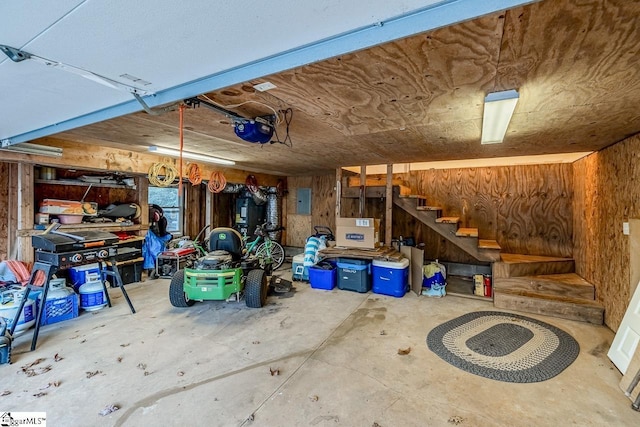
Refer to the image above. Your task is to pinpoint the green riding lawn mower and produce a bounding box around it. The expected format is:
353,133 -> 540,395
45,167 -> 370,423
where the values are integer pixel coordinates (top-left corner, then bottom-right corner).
169,226 -> 283,308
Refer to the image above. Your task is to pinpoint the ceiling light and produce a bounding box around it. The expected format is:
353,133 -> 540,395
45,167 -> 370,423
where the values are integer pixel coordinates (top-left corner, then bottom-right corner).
0,142 -> 63,157
481,89 -> 519,144
148,146 -> 235,166
253,82 -> 277,92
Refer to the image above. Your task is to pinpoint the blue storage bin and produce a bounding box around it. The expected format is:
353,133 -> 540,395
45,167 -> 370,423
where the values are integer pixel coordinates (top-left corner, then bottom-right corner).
337,260 -> 371,293
372,258 -> 410,297
41,294 -> 79,326
309,264 -> 337,290
28,288 -> 79,326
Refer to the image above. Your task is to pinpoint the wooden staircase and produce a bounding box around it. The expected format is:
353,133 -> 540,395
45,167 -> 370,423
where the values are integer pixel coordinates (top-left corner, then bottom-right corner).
342,181 -> 602,324
391,188 -> 500,263
493,254 -> 604,324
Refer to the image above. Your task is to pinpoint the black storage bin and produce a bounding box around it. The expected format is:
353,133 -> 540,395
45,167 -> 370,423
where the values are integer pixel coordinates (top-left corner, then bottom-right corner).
118,261 -> 143,285
337,259 -> 371,293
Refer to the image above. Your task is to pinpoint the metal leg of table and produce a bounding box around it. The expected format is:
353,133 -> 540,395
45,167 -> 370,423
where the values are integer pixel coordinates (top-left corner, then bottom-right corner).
9,262 -> 58,351
100,258 -> 136,314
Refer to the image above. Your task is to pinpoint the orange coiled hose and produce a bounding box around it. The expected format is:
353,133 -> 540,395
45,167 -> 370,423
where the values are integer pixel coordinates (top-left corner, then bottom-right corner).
187,163 -> 203,185
208,171 -> 227,193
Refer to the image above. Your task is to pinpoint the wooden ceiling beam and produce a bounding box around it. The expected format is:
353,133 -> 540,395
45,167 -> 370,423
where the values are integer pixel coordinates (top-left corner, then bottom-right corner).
9,137 -> 283,186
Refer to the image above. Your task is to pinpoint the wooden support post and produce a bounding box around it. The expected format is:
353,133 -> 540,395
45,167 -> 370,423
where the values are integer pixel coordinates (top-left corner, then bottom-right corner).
359,165 -> 366,217
137,176 -> 149,226
17,163 -> 35,263
7,164 -> 18,259
385,164 -> 393,247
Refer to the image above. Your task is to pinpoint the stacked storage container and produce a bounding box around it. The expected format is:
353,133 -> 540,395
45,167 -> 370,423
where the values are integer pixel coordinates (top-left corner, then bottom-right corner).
39,278 -> 79,325
337,258 -> 371,293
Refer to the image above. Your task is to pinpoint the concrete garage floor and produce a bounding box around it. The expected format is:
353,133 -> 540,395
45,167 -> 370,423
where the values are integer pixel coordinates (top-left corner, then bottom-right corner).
1,264 -> 637,427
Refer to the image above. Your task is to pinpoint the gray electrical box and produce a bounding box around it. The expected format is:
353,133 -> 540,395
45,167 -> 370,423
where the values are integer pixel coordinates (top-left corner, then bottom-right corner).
297,188 -> 311,215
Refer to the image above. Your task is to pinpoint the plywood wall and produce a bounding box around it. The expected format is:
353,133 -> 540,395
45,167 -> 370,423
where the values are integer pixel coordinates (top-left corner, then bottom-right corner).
286,174 -> 337,247
382,164 -> 573,261
573,133 -> 640,331
286,176 -> 313,247
0,162 -> 10,260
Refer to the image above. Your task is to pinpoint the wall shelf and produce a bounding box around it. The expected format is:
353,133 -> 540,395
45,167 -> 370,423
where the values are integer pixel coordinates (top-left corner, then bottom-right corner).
35,178 -> 136,190
18,223 -> 149,237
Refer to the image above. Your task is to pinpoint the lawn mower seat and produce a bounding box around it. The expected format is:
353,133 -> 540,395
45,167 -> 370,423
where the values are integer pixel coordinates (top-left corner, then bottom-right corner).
208,227 -> 243,260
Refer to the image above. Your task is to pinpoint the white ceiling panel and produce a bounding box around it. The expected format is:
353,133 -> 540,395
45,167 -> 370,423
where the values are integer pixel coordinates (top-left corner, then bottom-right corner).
1,0 -> 531,143
20,0 -> 445,92
0,0 -> 85,53
0,60 -> 131,138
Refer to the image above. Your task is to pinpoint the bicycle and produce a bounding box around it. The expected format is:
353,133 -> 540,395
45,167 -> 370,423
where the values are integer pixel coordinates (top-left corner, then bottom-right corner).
243,223 -> 286,271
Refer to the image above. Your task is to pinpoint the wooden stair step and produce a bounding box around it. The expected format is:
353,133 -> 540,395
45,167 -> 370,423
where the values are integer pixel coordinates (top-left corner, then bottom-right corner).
398,194 -> 428,200
416,206 -> 442,211
392,193 -> 495,263
478,239 -> 501,250
436,216 -> 460,224
493,288 -> 603,325
455,227 -> 478,237
494,273 -> 595,300
493,254 -> 575,278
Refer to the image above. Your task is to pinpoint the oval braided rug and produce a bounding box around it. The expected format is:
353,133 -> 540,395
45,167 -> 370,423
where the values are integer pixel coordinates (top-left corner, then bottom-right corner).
426,311 -> 580,383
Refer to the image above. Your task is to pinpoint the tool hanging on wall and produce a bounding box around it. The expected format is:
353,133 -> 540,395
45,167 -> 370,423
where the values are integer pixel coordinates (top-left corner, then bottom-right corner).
148,161 -> 177,187
208,171 -> 227,193
187,163 -> 203,185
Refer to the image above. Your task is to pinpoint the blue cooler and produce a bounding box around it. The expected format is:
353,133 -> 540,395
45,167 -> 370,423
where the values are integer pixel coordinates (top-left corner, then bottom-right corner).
292,254 -> 309,281
309,263 -> 337,290
372,258 -> 410,297
69,263 -> 101,291
337,258 -> 370,293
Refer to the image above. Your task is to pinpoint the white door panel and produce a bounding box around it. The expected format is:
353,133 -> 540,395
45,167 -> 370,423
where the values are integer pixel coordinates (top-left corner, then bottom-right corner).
609,280 -> 640,374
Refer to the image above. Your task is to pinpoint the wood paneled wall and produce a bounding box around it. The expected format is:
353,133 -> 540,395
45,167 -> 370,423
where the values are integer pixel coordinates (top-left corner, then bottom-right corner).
389,164 -> 574,261
286,174 -> 337,247
574,133 -> 640,331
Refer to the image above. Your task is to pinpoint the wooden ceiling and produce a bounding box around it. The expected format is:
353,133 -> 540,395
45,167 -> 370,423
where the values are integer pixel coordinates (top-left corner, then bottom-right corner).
52,0 -> 640,176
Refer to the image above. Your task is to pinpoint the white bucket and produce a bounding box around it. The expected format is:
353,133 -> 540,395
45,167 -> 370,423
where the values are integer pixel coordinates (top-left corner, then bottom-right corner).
78,274 -> 107,312
0,288 -> 36,335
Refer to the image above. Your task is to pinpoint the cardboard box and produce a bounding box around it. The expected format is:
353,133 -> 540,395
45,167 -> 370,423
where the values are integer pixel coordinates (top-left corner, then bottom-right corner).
335,218 -> 381,249
35,213 -> 50,225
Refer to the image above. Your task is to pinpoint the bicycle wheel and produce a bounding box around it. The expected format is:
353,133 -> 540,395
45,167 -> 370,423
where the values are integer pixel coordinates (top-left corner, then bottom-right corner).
255,241 -> 285,270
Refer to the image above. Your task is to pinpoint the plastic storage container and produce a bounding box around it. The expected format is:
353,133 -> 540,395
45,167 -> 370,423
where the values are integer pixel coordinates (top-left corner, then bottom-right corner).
69,263 -> 101,291
372,258 -> 410,297
309,264 -> 337,290
40,278 -> 79,325
292,254 -> 309,281
337,258 -> 371,293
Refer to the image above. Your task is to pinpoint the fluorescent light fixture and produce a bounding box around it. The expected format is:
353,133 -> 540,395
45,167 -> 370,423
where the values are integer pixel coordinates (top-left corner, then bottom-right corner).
0,142 -> 63,157
148,146 -> 235,166
481,89 -> 519,144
